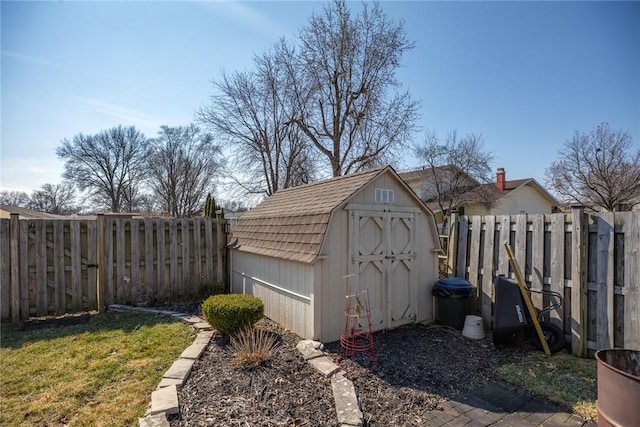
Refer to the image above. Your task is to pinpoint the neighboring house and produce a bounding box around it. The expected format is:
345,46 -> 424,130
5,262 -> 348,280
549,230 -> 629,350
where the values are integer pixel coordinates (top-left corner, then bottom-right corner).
230,166 -> 441,342
0,205 -> 66,220
400,165 -> 479,203
463,168 -> 560,216
399,167 -> 560,226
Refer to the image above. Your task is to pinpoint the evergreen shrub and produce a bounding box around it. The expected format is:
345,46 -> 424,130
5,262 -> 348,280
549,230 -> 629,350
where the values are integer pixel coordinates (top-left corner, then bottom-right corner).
202,294 -> 264,335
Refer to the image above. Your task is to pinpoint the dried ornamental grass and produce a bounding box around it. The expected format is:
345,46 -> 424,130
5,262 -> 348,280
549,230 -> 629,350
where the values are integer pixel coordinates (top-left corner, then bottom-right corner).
229,326 -> 279,368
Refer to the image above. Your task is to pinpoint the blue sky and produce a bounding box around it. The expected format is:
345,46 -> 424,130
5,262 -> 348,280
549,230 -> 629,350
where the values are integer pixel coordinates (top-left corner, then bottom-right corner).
1,1 -> 639,200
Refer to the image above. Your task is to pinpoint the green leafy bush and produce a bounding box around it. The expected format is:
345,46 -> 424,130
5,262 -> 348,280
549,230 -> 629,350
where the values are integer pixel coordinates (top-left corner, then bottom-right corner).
199,281 -> 225,298
202,294 -> 264,335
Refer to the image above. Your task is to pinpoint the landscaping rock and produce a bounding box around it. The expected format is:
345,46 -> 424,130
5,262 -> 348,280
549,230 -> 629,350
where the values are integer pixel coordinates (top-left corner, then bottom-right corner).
331,372 -> 363,427
139,412 -> 170,427
150,384 -> 179,415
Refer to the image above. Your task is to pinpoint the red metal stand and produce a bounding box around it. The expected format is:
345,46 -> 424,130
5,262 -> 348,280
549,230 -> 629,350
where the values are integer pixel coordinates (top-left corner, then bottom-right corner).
338,290 -> 377,366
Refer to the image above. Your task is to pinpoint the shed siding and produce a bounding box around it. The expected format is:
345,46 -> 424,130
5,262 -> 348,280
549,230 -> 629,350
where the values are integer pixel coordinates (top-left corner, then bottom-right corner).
319,208 -> 351,342
231,251 -> 314,338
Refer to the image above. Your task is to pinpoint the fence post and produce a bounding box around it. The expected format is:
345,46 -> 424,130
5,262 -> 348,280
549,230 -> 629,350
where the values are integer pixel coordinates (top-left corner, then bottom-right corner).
571,206 -> 587,357
96,214 -> 105,312
216,210 -> 223,283
10,213 -> 20,323
447,212 -> 458,276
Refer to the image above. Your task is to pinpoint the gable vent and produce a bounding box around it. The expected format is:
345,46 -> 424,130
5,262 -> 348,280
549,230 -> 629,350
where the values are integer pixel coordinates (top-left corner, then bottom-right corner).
375,188 -> 394,204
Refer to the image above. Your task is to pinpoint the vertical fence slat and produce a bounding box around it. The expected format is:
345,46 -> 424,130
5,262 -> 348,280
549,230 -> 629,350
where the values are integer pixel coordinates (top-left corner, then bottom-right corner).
115,219 -> 126,304
19,220 -> 29,319
193,218 -> 202,286
96,215 -> 105,312
571,207 -> 586,356
70,220 -> 81,310
480,216 -> 496,326
35,220 -> 47,316
0,219 -> 10,320
216,214 -> 224,283
498,216 -> 510,276
144,219 -> 154,303
623,211 -> 639,350
53,221 -> 65,315
530,214 -> 545,310
467,216 -> 482,289
596,212 -> 615,349
104,218 -> 114,306
130,220 -> 140,304
455,216 -> 469,278
205,219 -> 214,282
514,214 -> 527,282
169,219 -> 179,299
446,212 -> 459,277
156,219 -> 166,301
86,220 -> 97,310
9,214 -> 21,322
549,214 -> 564,326
181,219 -> 191,297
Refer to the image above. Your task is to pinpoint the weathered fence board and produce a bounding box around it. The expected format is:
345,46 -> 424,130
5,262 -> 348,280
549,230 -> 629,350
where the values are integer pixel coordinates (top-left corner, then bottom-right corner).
0,219 -> 10,320
1,215 -> 227,321
448,209 -> 640,355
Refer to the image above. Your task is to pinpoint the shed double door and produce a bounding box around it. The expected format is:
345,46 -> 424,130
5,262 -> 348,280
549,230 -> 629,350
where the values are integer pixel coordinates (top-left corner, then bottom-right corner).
349,208 -> 417,331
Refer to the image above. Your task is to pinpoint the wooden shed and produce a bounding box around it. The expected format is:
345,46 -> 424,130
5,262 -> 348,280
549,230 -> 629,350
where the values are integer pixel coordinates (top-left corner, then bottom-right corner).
230,166 -> 441,342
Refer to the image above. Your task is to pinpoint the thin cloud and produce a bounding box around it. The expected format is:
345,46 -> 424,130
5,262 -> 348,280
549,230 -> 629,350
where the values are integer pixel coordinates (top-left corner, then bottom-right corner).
69,95 -> 163,132
1,49 -> 60,68
197,1 -> 285,38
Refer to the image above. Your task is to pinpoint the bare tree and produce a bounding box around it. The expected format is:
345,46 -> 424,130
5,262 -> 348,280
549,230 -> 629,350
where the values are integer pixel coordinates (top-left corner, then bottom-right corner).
147,124 -> 223,217
56,126 -> 151,212
0,190 -> 30,207
29,182 -> 76,214
413,130 -> 494,228
289,0 -> 419,176
546,123 -> 640,211
198,41 -> 316,198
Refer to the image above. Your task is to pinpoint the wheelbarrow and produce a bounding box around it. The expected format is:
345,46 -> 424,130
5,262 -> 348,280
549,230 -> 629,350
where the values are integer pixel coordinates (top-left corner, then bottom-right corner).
492,274 -> 566,353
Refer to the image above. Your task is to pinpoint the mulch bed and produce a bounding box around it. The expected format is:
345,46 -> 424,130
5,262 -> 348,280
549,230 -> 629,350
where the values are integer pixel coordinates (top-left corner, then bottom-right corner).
156,302 -> 537,427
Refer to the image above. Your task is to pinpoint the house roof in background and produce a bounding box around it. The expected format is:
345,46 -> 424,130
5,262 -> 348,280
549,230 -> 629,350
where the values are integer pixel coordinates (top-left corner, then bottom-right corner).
0,205 -> 66,219
471,178 -> 561,206
399,165 -> 480,186
231,167 -> 390,264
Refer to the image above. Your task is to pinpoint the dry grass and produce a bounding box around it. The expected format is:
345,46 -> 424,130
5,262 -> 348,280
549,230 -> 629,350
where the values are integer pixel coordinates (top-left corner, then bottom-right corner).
0,311 -> 194,426
496,352 -> 597,421
229,326 -> 279,368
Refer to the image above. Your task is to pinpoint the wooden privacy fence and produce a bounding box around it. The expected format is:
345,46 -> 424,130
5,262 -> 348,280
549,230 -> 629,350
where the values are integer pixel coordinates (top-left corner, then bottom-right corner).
446,208 -> 639,356
1,214 -> 227,323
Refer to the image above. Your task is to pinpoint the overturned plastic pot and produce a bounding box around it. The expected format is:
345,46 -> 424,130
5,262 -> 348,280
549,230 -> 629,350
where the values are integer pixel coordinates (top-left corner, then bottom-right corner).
595,349 -> 640,427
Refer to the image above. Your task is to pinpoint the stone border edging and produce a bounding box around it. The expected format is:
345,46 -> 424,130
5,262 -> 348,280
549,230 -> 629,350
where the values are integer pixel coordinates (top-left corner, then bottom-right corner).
110,305 -> 362,426
296,340 -> 364,427
107,305 -> 213,427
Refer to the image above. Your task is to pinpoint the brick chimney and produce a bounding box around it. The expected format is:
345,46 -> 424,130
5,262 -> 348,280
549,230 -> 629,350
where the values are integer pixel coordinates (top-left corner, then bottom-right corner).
496,168 -> 506,191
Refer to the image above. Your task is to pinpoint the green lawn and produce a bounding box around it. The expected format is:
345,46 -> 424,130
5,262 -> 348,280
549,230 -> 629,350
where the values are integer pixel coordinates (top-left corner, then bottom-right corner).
497,352 -> 597,421
0,311 -> 194,426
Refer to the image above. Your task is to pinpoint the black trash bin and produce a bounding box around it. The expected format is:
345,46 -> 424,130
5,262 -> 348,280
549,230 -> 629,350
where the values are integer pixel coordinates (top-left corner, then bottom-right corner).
432,277 -> 475,330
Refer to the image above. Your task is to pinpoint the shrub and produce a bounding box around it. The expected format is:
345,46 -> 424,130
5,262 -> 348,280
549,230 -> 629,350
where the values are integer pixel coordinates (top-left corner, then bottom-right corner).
229,326 -> 279,368
202,294 -> 264,335
199,281 -> 225,298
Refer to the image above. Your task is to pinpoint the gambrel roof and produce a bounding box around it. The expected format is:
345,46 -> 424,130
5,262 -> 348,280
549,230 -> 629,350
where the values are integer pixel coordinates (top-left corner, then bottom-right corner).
231,166 -> 434,264
231,167 -> 385,264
